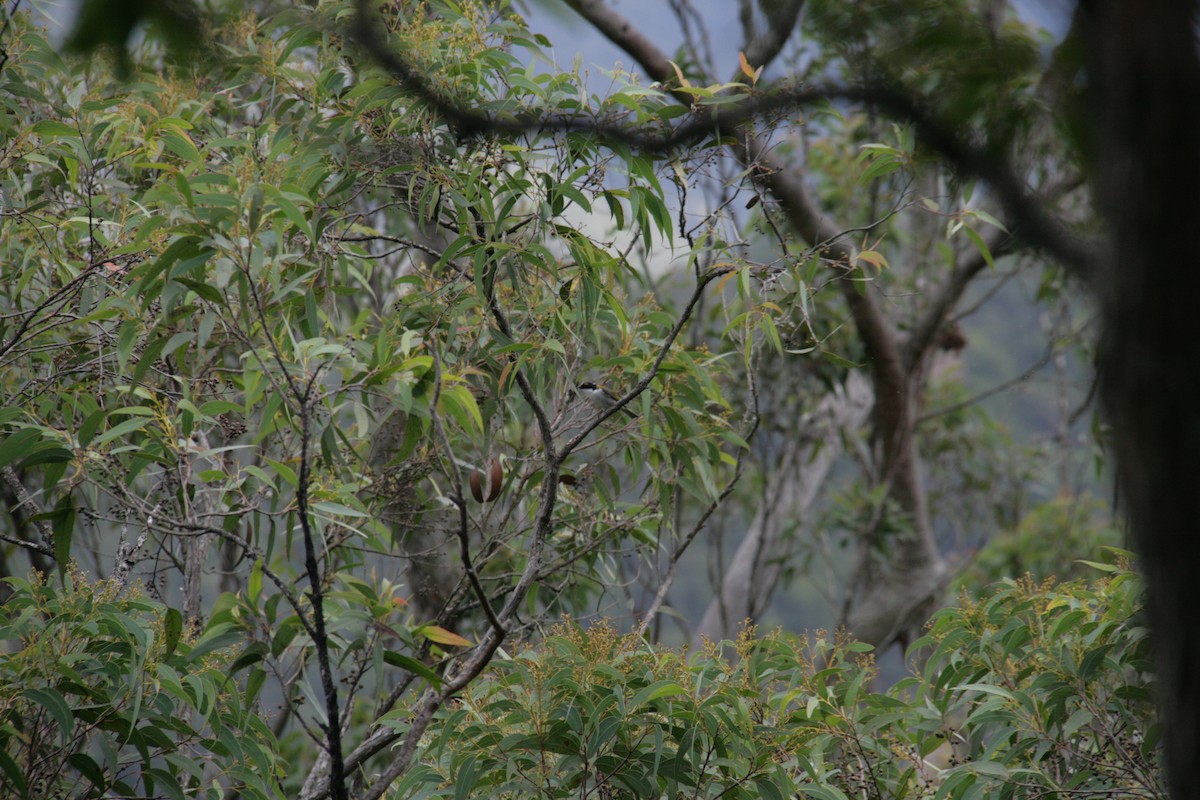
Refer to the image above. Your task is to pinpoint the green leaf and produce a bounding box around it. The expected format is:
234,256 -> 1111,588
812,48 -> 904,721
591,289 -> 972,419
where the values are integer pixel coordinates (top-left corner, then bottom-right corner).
187,623 -> 244,662
264,186 -> 314,242
130,334 -> 169,393
631,680 -> 686,708
78,408 -> 108,448
263,458 -> 298,488
954,683 -> 1016,700
247,558 -> 263,605
52,496 -> 75,569
163,607 -> 183,657
415,625 -> 472,647
159,128 -> 201,163
453,755 -> 478,800
1062,708 -> 1094,737
1048,608 -> 1087,641
229,642 -> 269,673
438,384 -> 483,433
967,760 -> 1010,778
383,650 -> 443,688
1080,642 -> 1117,680
1077,559 -> 1120,573
0,429 -> 42,469
0,749 -> 29,796
32,119 -> 79,137
969,208 -> 1008,231
198,400 -> 243,416
798,786 -> 851,800
25,688 -> 74,743
244,667 -> 267,708
67,752 -> 107,791
312,501 -> 369,518
756,778 -> 786,800
116,320 -> 139,374
19,445 -> 72,469
92,416 -> 150,446
174,278 -> 224,304
961,226 -> 995,270
145,766 -> 186,800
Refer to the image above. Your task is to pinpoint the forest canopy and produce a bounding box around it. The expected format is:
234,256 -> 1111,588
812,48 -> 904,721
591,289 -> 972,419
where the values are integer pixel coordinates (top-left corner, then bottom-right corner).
0,0 -> 1186,798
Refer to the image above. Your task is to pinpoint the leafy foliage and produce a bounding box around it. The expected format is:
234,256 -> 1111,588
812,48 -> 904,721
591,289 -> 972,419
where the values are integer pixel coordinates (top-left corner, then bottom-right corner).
0,0 -> 1136,797
0,570 -> 283,800
908,563 -> 1160,798
0,2 -> 756,792
0,0 -> 742,621
409,566 -> 1160,799
953,493 -> 1123,591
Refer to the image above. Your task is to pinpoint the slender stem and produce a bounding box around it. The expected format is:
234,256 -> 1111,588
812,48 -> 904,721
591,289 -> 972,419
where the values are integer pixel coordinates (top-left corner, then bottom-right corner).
295,372 -> 348,800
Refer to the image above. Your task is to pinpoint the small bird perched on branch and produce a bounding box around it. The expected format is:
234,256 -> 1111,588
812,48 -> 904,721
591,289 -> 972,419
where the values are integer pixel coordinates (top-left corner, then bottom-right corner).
575,381 -> 636,419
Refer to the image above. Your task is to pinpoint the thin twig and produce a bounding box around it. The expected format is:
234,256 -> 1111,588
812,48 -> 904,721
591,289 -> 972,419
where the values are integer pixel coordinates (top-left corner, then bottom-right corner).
1,465 -> 52,548
428,341 -> 504,634
918,343 -> 1054,423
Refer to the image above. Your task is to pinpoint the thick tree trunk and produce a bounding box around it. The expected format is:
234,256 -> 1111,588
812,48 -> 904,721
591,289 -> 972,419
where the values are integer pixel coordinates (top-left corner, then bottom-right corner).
182,531 -> 211,631
182,432 -> 217,633
1081,2 -> 1200,797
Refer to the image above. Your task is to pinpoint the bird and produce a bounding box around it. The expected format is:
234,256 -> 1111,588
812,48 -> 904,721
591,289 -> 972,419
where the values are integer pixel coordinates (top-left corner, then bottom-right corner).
575,381 -> 636,419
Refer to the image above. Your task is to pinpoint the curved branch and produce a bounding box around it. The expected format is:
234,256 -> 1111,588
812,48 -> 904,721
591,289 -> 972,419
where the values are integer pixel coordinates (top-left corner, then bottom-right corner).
346,231 -> 740,800
352,1 -> 1092,281
904,226 -> 1011,366
918,341 -> 1054,424
635,374 -> 762,641
427,343 -> 504,635
558,264 -> 735,461
558,0 -> 907,429
1,465 -> 53,552
905,176 -> 1086,367
564,0 -> 947,649
694,371 -> 874,643
742,0 -> 806,70
239,234 -> 348,799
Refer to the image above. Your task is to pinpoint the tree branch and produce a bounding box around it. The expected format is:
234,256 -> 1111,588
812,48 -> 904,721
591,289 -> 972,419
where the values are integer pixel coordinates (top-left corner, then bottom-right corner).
352,1 -> 1093,283
564,0 -> 948,649
918,341 -> 1055,424
694,371 -> 874,642
558,264 -> 736,461
634,378 -> 761,641
1,465 -> 53,551
428,342 -> 504,635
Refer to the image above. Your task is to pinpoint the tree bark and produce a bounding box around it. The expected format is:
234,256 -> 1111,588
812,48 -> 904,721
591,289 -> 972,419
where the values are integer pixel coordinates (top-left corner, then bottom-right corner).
567,0 -> 956,650
1080,2 -> 1200,796
695,371 -> 873,642
182,431 -> 218,633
